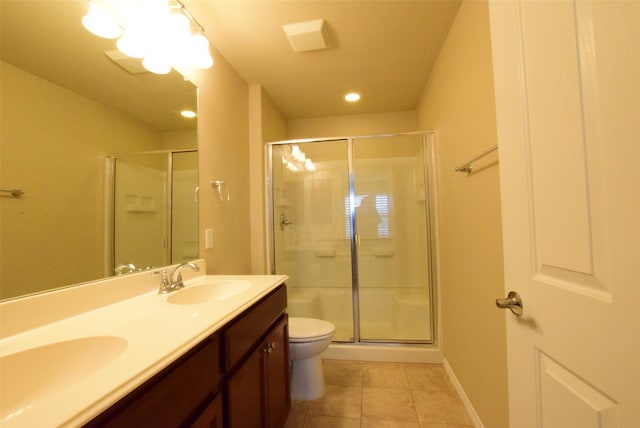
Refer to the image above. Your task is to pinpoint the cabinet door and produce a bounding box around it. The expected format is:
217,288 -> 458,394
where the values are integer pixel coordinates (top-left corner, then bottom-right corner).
226,345 -> 264,428
225,314 -> 290,428
264,315 -> 290,428
192,394 -> 223,428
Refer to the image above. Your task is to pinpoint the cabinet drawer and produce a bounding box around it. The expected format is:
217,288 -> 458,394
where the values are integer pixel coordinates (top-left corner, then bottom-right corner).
85,335 -> 221,428
224,284 -> 287,372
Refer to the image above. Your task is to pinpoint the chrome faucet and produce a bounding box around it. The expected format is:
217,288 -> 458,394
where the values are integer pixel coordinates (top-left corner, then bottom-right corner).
114,263 -> 136,275
154,270 -> 171,294
154,262 -> 199,294
170,261 -> 200,290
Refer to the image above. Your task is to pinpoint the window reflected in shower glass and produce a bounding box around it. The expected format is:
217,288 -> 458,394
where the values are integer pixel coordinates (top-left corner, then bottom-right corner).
344,193 -> 390,239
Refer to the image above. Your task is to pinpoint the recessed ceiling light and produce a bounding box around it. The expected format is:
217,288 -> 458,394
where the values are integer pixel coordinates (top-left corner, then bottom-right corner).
181,110 -> 197,118
345,92 -> 361,102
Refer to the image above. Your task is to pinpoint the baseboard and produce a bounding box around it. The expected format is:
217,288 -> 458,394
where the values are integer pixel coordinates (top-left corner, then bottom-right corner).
324,343 -> 442,363
442,358 -> 485,428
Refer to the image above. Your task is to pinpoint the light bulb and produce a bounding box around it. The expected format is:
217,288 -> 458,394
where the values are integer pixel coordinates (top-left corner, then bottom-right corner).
305,159 -> 316,171
117,29 -> 149,58
142,56 -> 171,74
169,13 -> 191,40
82,3 -> 122,39
188,34 -> 214,69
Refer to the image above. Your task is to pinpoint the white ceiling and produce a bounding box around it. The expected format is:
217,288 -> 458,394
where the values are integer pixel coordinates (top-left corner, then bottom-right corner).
0,0 -> 197,132
0,0 -> 461,125
185,1 -> 462,119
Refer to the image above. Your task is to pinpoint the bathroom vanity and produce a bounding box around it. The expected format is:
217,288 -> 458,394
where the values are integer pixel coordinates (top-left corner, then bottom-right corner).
85,284 -> 289,428
0,263 -> 290,428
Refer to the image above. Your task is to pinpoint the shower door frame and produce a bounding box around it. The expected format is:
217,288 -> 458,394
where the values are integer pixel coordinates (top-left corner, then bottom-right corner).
265,131 -> 438,345
105,149 -> 198,275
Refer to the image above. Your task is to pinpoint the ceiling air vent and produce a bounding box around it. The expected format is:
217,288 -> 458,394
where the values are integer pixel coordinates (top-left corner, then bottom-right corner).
283,19 -> 330,53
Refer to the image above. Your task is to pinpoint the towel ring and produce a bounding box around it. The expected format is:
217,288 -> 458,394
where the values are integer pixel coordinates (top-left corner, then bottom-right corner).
210,180 -> 230,202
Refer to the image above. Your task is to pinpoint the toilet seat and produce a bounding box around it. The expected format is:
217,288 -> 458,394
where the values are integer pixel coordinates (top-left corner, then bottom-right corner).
289,317 -> 335,343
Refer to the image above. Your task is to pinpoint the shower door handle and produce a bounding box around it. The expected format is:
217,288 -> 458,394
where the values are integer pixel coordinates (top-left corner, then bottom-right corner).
496,291 -> 523,316
279,214 -> 292,231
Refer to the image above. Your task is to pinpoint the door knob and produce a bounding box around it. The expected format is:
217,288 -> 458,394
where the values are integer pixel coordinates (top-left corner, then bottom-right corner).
496,291 -> 523,316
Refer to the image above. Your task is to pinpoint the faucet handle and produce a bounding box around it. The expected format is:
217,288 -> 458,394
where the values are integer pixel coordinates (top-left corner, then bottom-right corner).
153,269 -> 171,294
173,272 -> 185,290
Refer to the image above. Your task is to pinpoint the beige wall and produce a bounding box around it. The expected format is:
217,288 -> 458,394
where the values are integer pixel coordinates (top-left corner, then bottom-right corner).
416,2 -> 508,427
288,110 -> 418,139
181,47 -> 252,274
163,129 -> 197,150
248,85 -> 288,274
261,89 -> 289,145
0,62 -> 164,299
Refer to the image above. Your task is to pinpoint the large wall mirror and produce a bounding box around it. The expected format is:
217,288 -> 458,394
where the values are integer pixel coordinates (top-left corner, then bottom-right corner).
0,0 -> 199,300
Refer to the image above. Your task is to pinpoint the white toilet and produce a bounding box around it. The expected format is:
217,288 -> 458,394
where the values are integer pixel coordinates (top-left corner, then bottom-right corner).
288,317 -> 335,400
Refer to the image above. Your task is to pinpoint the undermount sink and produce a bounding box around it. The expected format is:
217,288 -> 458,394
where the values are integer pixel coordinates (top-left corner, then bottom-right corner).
0,335 -> 128,421
166,280 -> 251,305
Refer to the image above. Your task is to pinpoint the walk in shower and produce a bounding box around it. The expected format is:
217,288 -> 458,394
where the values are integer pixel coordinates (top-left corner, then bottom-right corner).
267,133 -> 436,348
105,150 -> 198,274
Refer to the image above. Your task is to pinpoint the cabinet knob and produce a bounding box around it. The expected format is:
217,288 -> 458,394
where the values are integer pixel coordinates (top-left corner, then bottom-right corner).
265,342 -> 276,354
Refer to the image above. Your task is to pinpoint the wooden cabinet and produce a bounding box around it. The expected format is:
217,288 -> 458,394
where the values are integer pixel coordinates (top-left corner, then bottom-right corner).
191,394 -> 223,428
226,315 -> 290,428
84,336 -> 222,428
226,338 -> 265,427
84,283 -> 289,428
263,316 -> 290,428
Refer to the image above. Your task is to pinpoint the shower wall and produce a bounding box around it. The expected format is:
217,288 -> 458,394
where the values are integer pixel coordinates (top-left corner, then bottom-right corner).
278,156 -> 428,287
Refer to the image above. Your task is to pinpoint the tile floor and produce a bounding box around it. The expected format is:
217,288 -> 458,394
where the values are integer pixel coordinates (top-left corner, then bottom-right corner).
284,359 -> 475,428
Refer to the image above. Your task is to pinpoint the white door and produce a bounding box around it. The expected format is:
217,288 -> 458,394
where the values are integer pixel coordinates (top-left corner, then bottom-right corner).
489,1 -> 640,427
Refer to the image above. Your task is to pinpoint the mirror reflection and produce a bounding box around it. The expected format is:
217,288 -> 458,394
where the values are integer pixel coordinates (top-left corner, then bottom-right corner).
110,150 -> 199,272
0,0 -> 198,300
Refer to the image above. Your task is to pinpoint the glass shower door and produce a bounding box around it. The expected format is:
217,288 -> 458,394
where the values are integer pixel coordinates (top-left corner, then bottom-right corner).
270,133 -> 434,344
113,153 -> 169,271
353,134 -> 432,342
271,140 -> 355,342
170,151 -> 198,264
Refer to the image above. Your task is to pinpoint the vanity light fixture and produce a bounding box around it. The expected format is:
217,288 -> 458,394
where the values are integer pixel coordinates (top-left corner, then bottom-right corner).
82,2 -> 122,39
345,92 -> 361,102
281,145 -> 316,172
82,0 -> 214,75
181,110 -> 197,118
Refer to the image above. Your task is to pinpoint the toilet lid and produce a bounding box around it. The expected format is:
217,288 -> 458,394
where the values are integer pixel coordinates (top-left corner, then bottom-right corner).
289,317 -> 335,341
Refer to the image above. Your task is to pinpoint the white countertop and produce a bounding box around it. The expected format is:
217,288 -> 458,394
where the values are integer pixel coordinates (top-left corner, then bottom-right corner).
0,269 -> 288,428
